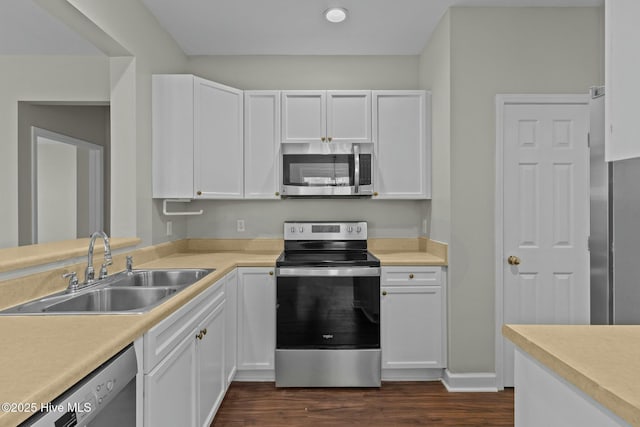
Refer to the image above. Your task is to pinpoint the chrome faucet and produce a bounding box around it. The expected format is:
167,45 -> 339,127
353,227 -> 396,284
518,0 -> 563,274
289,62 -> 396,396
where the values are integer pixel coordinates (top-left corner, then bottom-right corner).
85,231 -> 112,284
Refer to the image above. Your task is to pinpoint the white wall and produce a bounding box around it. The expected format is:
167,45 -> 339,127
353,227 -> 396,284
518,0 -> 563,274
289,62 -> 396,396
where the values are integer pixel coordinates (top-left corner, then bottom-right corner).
187,200 -> 426,239
0,55 -> 109,248
188,55 -> 420,90
446,7 -> 603,373
419,11 -> 451,244
65,0 -> 189,246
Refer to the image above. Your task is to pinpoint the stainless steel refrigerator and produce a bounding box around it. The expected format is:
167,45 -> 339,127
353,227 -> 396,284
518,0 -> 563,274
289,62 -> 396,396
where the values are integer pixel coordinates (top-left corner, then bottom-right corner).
590,87 -> 640,324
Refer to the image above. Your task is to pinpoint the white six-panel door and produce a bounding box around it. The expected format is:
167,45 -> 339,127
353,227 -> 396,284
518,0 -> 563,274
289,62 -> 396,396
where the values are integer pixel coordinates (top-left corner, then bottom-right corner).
500,98 -> 590,387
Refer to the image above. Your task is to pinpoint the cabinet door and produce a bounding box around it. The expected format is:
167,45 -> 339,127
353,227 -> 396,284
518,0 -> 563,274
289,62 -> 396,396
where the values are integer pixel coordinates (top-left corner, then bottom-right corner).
327,90 -> 372,143
145,333 -> 197,427
605,0 -> 640,161
194,77 -> 244,198
381,285 -> 444,369
373,91 -> 431,199
281,91 -> 326,143
152,74 -> 194,198
197,300 -> 226,427
224,270 -> 238,387
237,267 -> 276,371
244,91 -> 281,199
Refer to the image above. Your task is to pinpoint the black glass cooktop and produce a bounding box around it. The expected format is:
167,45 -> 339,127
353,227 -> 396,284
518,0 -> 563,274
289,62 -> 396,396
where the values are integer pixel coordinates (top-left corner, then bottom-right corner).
276,250 -> 380,268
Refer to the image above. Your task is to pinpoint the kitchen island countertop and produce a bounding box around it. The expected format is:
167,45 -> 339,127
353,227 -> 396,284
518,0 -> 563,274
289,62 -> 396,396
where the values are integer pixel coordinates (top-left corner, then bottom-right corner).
503,324 -> 640,426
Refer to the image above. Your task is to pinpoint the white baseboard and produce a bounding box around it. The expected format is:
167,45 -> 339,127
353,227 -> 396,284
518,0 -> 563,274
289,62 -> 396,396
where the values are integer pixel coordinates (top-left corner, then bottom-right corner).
441,370 -> 498,392
233,370 -> 275,382
382,368 -> 443,381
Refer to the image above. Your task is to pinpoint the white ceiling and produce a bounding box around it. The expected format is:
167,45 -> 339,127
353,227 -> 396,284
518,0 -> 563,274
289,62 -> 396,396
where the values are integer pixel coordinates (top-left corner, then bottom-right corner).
0,0 -> 101,55
141,0 -> 604,55
0,0 -> 603,56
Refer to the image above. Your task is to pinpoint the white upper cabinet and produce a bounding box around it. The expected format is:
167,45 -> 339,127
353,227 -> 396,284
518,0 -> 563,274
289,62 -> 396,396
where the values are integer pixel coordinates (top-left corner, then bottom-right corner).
373,91 -> 431,199
194,77 -> 244,199
152,74 -> 195,199
605,0 -> 640,161
327,91 -> 372,143
281,91 -> 326,143
281,90 -> 372,143
152,74 -> 244,199
244,91 -> 281,199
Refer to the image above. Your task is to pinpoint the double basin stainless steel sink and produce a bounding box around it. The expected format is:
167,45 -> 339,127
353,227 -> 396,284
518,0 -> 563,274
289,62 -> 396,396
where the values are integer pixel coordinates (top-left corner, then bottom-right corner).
0,268 -> 214,315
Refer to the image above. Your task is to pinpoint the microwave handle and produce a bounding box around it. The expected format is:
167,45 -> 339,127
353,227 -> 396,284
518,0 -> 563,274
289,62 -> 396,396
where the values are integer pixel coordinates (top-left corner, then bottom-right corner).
353,144 -> 360,194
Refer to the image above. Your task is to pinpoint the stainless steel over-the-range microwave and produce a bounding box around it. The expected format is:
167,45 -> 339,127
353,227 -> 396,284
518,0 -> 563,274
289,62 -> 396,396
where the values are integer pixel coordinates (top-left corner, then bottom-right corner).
280,142 -> 373,197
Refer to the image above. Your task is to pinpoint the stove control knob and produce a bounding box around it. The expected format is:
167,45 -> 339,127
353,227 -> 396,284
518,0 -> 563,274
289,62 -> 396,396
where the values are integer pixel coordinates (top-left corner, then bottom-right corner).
290,226 -> 295,233
356,226 -> 362,233
347,226 -> 353,232
299,226 -> 304,233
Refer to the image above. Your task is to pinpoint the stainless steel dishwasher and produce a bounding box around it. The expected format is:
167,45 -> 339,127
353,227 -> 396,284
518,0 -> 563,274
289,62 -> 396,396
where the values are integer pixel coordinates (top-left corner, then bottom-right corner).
22,344 -> 136,427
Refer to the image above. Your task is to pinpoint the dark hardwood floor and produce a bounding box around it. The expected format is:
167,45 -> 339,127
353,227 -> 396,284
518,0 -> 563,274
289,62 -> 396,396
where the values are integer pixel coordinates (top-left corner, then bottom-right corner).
211,382 -> 514,426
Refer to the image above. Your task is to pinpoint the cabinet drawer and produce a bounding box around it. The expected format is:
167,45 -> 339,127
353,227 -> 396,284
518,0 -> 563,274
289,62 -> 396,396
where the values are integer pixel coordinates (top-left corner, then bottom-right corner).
382,266 -> 442,286
144,279 -> 225,373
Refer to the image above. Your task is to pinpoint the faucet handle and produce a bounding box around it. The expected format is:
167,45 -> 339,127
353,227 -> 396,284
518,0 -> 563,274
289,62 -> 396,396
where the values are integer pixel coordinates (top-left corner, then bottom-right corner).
126,256 -> 133,273
99,263 -> 109,280
63,272 -> 79,291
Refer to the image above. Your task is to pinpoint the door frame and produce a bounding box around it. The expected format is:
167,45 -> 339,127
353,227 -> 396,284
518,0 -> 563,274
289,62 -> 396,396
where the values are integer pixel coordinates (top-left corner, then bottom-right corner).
31,126 -> 104,243
494,94 -> 590,390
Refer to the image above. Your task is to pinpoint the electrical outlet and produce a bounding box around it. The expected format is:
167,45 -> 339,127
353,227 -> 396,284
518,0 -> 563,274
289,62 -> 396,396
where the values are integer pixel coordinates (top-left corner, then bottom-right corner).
237,219 -> 245,232
422,219 -> 428,234
166,220 -> 173,236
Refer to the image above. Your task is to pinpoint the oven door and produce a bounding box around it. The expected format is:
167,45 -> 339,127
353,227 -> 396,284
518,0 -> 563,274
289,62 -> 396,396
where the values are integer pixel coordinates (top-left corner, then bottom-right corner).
281,144 -> 373,197
276,267 -> 380,349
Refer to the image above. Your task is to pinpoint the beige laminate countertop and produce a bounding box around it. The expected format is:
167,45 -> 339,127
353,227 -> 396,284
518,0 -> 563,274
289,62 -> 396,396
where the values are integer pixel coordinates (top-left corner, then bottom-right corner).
369,238 -> 448,266
503,324 -> 640,426
0,241 -> 446,427
370,250 -> 447,266
0,251 -> 278,427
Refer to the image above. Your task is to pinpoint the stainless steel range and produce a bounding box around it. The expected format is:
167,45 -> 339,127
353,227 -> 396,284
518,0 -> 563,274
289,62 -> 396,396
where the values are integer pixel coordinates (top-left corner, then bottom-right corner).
275,221 -> 381,387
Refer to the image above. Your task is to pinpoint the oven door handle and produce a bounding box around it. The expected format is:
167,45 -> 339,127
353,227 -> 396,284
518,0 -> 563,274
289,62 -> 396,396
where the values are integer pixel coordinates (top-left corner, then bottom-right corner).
353,144 -> 360,194
276,267 -> 380,277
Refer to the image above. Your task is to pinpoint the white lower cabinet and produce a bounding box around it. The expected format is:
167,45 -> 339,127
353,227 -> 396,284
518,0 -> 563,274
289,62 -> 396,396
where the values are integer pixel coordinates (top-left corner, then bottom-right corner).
381,266 -> 446,380
224,270 -> 238,387
142,277 -> 226,427
197,301 -> 226,426
236,267 -> 276,380
144,333 -> 197,427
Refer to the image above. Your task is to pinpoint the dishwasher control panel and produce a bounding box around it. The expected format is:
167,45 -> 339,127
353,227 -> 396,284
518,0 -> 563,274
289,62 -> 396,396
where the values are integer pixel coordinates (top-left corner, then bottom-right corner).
22,345 -> 136,427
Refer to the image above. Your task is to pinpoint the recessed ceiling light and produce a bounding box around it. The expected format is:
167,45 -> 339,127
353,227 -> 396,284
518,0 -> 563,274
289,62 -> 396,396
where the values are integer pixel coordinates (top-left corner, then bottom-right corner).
324,7 -> 347,23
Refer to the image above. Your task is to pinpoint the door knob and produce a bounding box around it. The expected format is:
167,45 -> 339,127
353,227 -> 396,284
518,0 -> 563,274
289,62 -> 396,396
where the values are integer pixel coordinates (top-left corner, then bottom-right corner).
507,256 -> 521,266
